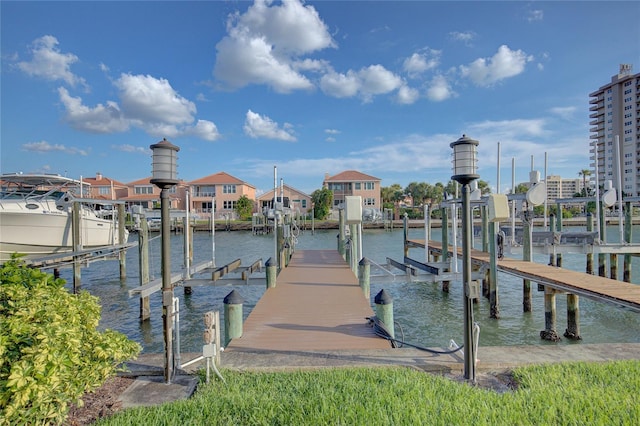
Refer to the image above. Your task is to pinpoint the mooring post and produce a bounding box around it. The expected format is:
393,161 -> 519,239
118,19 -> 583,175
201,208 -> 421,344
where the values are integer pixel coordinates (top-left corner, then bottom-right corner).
338,209 -> 346,259
183,216 -> 193,295
549,215 -> 557,267
489,221 -> 499,318
223,290 -> 244,346
541,288 -> 560,341
403,213 -> 409,258
610,253 -> 618,280
624,201 -> 632,283
586,213 -> 594,274
522,217 -> 532,312
441,207 -> 450,293
72,201 -> 81,293
564,293 -> 581,340
598,202 -> 607,277
358,257 -> 371,299
118,203 -> 127,281
265,257 -> 277,289
481,206 -> 489,253
374,289 -> 394,340
349,223 -> 358,273
138,219 -> 150,321
555,212 -> 562,267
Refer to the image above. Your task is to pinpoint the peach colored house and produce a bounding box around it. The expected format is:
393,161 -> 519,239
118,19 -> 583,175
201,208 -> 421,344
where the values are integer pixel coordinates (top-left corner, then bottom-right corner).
257,184 -> 311,214
188,172 -> 256,219
323,170 -> 382,210
82,172 -> 128,200
121,177 -> 186,210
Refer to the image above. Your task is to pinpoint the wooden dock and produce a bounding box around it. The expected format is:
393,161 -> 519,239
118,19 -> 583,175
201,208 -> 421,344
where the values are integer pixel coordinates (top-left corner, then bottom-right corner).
225,250 -> 391,352
409,239 -> 640,312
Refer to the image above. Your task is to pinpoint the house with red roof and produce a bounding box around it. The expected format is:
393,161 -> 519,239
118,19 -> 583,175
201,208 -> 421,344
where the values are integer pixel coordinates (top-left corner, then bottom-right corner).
323,170 -> 381,210
188,172 -> 256,219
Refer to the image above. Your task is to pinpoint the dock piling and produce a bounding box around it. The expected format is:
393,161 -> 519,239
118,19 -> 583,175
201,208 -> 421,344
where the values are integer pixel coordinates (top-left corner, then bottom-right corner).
224,290 -> 244,346
358,257 -> 371,299
374,289 -> 394,340
564,294 -> 581,340
541,288 -> 561,342
266,258 -> 277,289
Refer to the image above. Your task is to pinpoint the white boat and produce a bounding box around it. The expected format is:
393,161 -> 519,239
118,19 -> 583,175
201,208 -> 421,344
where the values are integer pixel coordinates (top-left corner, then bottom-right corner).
0,173 -> 129,262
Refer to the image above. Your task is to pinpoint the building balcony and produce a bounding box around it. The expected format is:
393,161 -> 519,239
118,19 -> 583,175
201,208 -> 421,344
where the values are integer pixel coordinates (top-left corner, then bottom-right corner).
589,110 -> 604,119
589,94 -> 604,104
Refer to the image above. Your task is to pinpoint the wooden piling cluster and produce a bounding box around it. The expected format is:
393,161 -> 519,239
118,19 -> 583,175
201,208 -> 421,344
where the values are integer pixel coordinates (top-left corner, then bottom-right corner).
405,200 -> 640,343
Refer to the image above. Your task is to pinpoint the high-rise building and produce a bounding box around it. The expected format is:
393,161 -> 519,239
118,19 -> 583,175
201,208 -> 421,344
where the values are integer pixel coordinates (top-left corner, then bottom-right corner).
589,64 -> 640,197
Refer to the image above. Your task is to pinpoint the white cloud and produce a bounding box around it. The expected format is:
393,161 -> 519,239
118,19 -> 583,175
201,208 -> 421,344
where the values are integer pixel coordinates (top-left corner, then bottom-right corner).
320,65 -> 403,102
22,140 -> 89,156
403,49 -> 441,78
549,106 -> 577,120
396,85 -> 420,104
58,87 -> 130,133
17,35 -> 87,88
214,0 -> 334,93
468,118 -> 548,138
58,74 -> 221,141
426,75 -> 454,102
528,10 -> 544,22
449,31 -> 476,45
115,73 -> 196,126
459,45 -> 532,87
185,120 -> 221,141
243,110 -> 297,141
324,129 -> 341,135
111,144 -> 150,154
319,70 -> 360,98
326,137 -> 336,143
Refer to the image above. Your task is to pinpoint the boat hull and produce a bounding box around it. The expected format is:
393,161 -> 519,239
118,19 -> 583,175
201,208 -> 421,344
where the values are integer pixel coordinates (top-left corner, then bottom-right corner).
0,201 -> 128,262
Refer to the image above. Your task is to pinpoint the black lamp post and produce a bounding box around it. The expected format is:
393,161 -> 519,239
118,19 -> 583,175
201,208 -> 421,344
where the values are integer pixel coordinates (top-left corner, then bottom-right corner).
150,138 -> 180,384
450,134 -> 479,382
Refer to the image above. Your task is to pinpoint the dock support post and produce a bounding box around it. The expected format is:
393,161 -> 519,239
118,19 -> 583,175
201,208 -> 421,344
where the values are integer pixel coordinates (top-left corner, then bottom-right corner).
610,253 -> 618,280
374,289 -> 394,340
118,204 -> 127,281
586,213 -> 594,274
522,217 -> 532,312
358,258 -> 371,299
403,213 -> 409,258
338,209 -> 346,259
564,294 -> 581,340
349,223 -> 358,273
598,202 -> 607,277
265,258 -> 277,289
549,215 -> 557,267
72,202 -> 81,293
556,202 -> 563,231
224,290 -> 244,346
441,207 -> 450,293
541,288 -> 560,341
139,219 -> 150,321
624,201 -> 632,283
481,206 -> 489,253
489,221 -> 499,318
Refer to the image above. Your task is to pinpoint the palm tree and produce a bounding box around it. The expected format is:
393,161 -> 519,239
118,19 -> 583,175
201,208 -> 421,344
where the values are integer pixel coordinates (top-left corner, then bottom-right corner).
578,169 -> 592,196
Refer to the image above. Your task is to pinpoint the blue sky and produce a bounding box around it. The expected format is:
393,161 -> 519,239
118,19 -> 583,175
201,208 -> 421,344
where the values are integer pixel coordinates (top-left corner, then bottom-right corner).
2,1 -> 639,195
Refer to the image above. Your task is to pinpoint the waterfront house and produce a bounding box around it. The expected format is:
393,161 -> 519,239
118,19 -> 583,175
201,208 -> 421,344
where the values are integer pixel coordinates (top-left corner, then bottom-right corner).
257,184 -> 311,215
323,170 -> 382,210
121,176 -> 186,211
188,172 -> 256,219
82,172 -> 128,200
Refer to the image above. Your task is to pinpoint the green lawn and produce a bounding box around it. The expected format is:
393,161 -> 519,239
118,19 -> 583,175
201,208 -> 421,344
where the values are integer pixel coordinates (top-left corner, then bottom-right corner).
98,361 -> 640,425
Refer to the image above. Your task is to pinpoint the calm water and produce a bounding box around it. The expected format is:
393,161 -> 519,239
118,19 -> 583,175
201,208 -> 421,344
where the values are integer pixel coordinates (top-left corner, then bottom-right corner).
60,225 -> 640,354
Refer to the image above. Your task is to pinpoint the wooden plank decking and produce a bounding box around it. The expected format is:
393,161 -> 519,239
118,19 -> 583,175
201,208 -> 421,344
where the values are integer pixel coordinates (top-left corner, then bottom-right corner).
410,239 -> 640,312
225,250 -> 391,352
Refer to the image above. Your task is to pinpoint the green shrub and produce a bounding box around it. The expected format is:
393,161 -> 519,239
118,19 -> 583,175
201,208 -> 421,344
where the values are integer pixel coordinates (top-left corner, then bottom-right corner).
0,257 -> 141,425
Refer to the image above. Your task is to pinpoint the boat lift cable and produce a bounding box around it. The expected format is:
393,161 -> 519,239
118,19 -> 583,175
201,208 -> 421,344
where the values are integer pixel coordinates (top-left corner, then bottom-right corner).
367,316 -> 465,355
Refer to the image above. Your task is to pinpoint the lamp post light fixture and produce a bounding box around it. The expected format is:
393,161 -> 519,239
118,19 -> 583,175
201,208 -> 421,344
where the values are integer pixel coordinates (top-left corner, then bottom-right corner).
150,138 -> 180,384
450,134 -> 479,383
